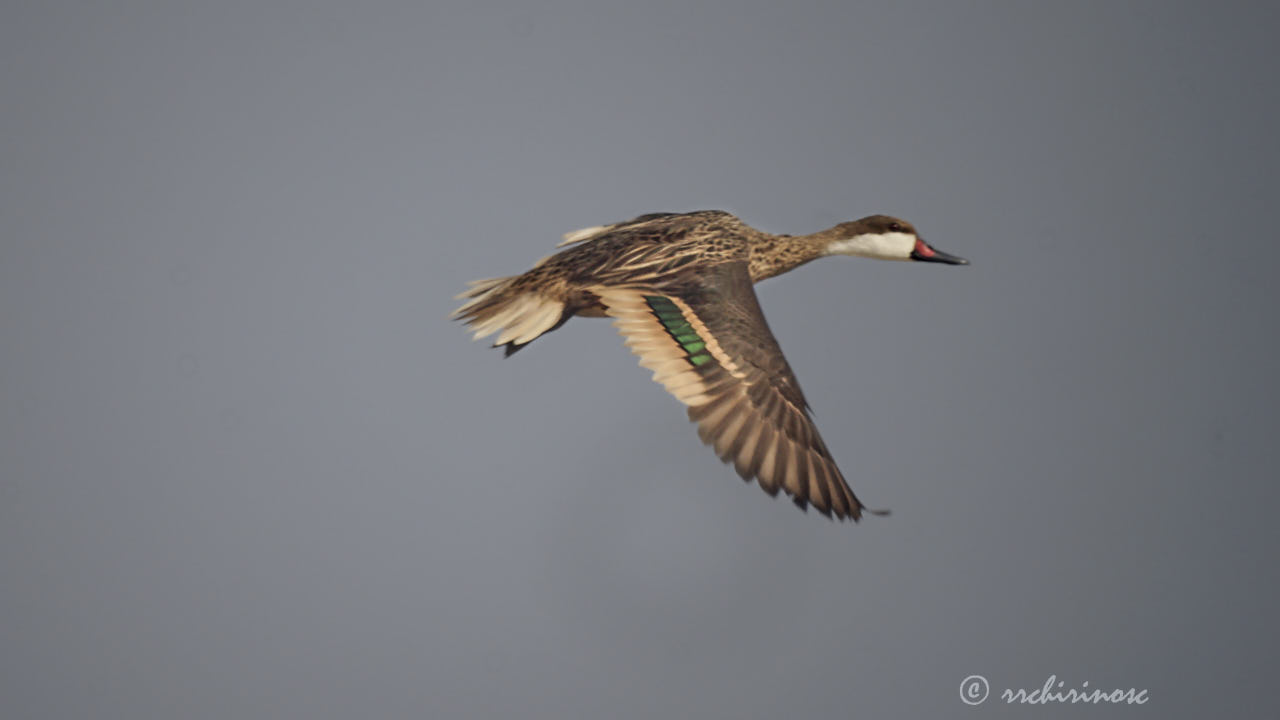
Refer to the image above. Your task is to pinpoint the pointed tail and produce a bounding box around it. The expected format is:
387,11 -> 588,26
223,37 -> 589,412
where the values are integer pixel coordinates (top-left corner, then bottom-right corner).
451,276 -> 568,356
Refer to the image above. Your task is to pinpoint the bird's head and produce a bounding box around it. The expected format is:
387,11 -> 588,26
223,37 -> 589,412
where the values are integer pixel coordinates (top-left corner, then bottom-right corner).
825,215 -> 968,265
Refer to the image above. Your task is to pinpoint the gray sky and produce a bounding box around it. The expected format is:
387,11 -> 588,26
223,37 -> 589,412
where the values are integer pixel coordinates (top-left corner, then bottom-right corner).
2,1 -> 1278,718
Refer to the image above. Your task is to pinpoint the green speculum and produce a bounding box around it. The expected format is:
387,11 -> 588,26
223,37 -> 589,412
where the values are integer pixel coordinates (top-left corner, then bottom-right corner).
645,296 -> 714,368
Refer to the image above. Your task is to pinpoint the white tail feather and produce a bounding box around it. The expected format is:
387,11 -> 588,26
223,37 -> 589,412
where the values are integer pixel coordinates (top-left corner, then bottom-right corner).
452,277 -> 509,314
455,277 -> 565,350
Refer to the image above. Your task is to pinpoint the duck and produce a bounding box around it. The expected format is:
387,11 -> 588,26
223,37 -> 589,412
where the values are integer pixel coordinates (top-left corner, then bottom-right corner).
452,210 -> 968,521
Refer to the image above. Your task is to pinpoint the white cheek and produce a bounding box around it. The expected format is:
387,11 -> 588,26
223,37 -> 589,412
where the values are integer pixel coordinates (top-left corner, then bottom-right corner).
827,231 -> 916,260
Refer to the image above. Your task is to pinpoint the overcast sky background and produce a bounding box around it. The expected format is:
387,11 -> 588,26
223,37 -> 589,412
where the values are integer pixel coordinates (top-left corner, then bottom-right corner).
3,2 -> 1278,718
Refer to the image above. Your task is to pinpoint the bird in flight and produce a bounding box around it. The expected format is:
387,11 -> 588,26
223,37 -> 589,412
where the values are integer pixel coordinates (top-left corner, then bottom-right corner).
453,211 -> 968,520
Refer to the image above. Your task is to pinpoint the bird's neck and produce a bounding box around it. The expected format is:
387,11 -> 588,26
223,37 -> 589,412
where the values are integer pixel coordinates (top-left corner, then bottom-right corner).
747,229 -> 842,283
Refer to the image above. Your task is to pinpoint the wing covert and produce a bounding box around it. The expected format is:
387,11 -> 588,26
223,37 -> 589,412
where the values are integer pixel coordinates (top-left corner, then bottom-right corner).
594,262 -> 882,520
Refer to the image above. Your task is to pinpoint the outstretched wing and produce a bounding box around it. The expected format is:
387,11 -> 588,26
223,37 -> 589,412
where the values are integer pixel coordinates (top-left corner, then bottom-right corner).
594,262 -> 883,520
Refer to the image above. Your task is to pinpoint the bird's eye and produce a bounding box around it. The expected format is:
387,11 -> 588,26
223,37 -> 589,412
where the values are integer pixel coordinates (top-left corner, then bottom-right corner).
888,222 -> 902,232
